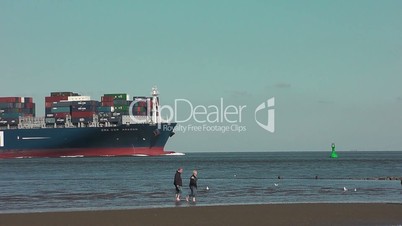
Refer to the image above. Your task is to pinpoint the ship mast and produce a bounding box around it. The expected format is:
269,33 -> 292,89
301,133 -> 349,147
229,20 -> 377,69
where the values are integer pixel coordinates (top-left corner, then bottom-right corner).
151,86 -> 160,124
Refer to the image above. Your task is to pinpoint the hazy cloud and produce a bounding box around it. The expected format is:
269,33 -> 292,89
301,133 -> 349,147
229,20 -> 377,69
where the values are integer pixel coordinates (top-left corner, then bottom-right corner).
275,83 -> 292,89
397,96 -> 402,101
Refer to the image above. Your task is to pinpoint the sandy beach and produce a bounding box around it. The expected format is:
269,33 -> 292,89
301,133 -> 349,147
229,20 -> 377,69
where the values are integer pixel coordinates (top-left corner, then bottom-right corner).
1,203 -> 402,226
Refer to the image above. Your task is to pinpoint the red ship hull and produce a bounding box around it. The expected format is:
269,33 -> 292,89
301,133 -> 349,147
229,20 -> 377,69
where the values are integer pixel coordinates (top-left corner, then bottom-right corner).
0,147 -> 174,158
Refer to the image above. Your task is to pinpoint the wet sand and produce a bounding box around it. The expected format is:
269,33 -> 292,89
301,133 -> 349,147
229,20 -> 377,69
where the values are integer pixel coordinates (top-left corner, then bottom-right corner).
1,203 -> 402,226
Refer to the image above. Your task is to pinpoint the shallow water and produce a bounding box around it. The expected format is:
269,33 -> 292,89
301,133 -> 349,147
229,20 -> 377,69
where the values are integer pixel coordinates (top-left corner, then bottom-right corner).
1,151 -> 401,213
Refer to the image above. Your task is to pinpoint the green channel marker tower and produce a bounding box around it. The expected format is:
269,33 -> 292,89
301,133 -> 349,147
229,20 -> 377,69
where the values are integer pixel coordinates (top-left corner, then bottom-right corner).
330,143 -> 338,158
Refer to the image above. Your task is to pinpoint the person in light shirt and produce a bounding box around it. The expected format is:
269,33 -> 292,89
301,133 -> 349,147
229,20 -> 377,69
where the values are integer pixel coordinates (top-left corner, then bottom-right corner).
186,170 -> 198,203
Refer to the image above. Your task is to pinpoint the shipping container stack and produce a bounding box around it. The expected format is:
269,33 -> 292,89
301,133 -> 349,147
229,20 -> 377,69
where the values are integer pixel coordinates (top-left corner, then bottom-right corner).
45,92 -> 99,125
132,97 -> 150,116
2,92 -> 157,127
70,100 -> 99,124
101,93 -> 130,124
45,92 -> 74,125
0,97 -> 35,126
99,95 -> 114,123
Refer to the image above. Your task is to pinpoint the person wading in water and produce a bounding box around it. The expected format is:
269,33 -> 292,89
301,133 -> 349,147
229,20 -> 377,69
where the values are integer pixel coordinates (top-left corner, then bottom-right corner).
173,168 -> 183,201
186,170 -> 198,203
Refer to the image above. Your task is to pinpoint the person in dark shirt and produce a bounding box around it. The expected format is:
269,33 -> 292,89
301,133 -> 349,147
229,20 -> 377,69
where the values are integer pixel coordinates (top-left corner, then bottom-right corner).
173,168 -> 183,201
186,170 -> 198,203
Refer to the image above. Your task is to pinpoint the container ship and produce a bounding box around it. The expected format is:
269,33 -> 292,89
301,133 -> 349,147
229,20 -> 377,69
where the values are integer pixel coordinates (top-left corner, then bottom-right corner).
0,87 -> 176,158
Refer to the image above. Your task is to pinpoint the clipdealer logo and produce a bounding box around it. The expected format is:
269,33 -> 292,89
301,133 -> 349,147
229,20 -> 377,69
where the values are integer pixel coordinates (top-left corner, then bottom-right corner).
255,97 -> 275,133
129,97 -> 275,134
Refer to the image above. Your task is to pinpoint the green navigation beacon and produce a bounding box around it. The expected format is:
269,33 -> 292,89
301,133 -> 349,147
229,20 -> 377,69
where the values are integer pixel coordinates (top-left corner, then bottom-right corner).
330,143 -> 338,158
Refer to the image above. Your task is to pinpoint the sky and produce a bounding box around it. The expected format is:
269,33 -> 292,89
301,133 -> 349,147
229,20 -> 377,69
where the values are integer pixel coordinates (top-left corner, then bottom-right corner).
1,0 -> 401,152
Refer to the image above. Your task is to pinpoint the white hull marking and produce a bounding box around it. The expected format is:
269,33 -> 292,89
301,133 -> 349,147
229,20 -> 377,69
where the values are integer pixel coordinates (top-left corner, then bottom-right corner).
0,131 -> 4,147
21,137 -> 50,140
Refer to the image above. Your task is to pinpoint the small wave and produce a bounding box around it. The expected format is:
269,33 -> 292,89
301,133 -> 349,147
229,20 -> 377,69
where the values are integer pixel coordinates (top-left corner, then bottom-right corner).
164,152 -> 185,156
60,155 -> 84,158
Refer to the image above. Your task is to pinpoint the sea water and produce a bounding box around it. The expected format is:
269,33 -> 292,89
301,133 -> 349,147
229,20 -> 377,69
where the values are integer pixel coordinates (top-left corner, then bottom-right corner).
0,151 -> 401,213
